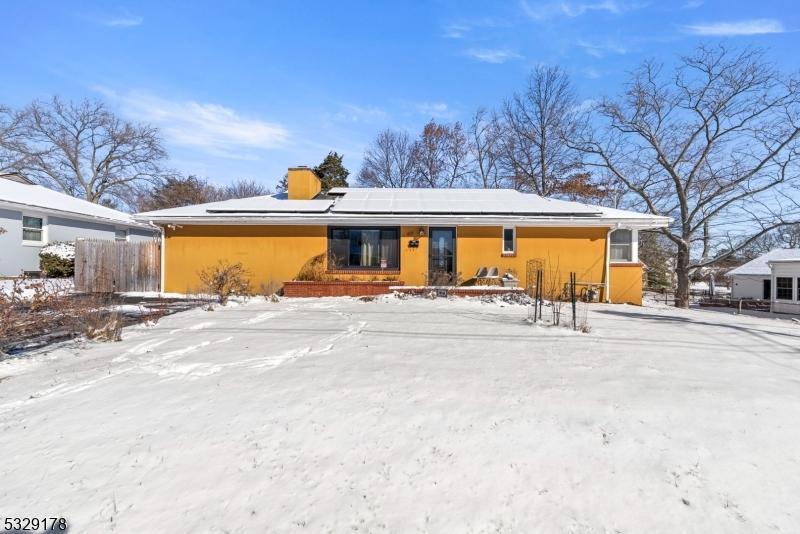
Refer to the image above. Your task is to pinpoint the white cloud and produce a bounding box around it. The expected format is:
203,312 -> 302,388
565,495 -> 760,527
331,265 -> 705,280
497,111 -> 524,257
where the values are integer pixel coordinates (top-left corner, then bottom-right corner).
416,102 -> 457,120
465,48 -> 522,64
582,67 -> 602,79
681,19 -> 786,36
682,0 -> 703,8
520,0 -> 640,20
94,87 -> 288,159
99,12 -> 143,27
577,38 -> 627,57
323,104 -> 388,124
443,23 -> 470,39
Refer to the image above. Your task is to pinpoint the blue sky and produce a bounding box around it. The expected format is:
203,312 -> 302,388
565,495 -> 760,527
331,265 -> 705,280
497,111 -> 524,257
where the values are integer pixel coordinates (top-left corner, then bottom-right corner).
3,1 -> 798,190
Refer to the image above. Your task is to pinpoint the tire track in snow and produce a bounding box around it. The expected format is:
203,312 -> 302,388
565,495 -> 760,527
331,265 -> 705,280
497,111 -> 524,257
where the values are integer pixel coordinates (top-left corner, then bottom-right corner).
141,320 -> 368,378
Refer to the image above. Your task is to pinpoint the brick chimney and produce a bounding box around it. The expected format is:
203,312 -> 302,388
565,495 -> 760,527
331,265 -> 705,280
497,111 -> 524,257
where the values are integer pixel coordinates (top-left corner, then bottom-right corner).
287,166 -> 322,200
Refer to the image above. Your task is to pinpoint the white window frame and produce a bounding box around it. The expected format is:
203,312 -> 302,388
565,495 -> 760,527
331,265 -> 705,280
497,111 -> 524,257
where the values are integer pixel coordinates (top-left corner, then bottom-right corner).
21,212 -> 47,247
502,226 -> 516,255
115,228 -> 129,242
610,228 -> 638,263
774,276 -> 794,302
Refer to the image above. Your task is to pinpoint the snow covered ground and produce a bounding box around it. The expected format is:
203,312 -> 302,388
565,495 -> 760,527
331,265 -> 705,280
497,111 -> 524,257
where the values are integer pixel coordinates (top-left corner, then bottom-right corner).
1,295 -> 799,533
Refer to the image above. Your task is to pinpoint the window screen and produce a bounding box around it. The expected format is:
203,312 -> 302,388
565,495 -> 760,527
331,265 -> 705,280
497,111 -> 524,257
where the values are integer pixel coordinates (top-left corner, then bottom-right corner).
610,229 -> 632,261
22,216 -> 43,242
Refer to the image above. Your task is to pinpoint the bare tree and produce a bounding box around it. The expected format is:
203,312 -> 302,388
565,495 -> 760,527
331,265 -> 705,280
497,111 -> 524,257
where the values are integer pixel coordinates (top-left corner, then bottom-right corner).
468,108 -> 506,188
0,106 -> 27,173
221,179 -> 271,199
412,120 -> 469,188
575,45 -> 800,307
499,66 -> 583,195
357,129 -> 417,187
15,97 -> 166,207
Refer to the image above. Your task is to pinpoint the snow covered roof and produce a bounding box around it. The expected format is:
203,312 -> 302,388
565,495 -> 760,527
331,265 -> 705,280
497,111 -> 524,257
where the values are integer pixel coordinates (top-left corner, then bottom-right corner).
0,178 -> 149,228
727,248 -> 800,276
135,188 -> 670,229
327,188 -> 600,215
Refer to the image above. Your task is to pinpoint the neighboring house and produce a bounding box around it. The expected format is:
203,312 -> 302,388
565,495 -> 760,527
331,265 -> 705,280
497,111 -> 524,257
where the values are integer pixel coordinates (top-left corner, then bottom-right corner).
0,174 -> 158,276
727,248 -> 800,300
135,167 -> 670,304
767,258 -> 800,314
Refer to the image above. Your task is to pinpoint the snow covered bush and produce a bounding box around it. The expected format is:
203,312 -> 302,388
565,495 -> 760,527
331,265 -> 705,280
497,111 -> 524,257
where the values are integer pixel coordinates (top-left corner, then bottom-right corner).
198,261 -> 252,305
39,241 -> 75,278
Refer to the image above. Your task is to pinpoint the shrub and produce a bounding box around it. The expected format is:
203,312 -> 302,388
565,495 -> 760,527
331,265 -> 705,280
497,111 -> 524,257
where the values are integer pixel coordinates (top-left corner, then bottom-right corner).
198,261 -> 252,305
39,242 -> 75,278
296,253 -> 329,281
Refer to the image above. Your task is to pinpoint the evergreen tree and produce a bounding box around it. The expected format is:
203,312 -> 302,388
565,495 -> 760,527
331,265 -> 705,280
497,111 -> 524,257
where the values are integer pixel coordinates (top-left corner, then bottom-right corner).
314,152 -> 349,191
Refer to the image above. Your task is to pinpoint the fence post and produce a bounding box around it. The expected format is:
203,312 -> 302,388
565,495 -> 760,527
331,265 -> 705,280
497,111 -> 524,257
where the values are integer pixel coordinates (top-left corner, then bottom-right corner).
571,272 -> 577,330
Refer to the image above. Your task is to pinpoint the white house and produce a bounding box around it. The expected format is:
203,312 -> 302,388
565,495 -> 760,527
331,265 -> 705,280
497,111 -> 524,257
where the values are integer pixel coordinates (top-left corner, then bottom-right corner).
727,248 -> 800,300
0,173 -> 158,276
768,258 -> 800,314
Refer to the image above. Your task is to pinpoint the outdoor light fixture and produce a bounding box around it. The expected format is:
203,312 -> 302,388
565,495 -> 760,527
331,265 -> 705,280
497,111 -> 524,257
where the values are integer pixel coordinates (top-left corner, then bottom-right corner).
419,228 -> 426,237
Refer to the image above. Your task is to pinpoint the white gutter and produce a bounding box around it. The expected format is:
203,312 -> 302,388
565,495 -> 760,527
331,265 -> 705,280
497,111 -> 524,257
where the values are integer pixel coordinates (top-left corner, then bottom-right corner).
604,226 -> 614,303
146,221 -> 166,294
0,199 -> 154,230
132,214 -> 670,230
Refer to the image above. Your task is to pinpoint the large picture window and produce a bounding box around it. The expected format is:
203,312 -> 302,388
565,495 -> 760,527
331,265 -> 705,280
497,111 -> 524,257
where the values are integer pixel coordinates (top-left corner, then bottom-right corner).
775,277 -> 793,300
328,227 -> 399,270
610,229 -> 632,261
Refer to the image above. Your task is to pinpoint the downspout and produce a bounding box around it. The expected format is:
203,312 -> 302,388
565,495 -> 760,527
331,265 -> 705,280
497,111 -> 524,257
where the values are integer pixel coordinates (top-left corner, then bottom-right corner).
604,224 -> 620,303
147,221 -> 165,295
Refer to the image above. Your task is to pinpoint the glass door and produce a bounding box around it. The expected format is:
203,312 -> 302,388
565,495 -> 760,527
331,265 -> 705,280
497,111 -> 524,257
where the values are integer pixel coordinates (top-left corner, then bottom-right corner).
428,227 -> 456,285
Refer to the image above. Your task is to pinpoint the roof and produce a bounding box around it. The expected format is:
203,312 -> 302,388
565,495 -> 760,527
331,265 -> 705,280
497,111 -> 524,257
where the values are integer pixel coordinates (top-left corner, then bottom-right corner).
135,188 -> 670,229
0,178 -> 150,228
727,248 -> 800,276
327,188 -> 600,215
0,172 -> 34,185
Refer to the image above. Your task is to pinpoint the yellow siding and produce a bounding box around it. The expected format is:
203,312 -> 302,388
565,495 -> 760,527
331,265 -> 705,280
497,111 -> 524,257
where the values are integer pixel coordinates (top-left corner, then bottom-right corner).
164,225 -> 430,292
287,168 -> 322,200
609,263 -> 644,305
163,223 -> 642,304
165,225 -> 327,293
456,226 -> 607,299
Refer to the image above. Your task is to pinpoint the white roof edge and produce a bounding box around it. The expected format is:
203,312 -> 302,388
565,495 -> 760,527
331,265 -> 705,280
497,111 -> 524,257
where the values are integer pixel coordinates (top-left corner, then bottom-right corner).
134,214 -> 669,229
767,258 -> 800,264
0,199 -> 152,229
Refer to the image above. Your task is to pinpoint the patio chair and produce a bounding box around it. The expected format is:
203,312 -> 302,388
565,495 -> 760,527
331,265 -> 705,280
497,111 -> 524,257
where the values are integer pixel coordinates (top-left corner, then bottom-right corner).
484,266 -> 500,286
474,266 -> 488,284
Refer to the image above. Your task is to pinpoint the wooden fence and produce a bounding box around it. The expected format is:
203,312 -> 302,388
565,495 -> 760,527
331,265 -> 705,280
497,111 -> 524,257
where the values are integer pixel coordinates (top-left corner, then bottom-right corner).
74,239 -> 160,293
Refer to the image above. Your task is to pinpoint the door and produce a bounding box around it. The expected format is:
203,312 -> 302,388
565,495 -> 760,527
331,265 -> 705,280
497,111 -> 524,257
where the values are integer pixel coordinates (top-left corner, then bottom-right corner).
428,227 -> 456,285
763,279 -> 771,300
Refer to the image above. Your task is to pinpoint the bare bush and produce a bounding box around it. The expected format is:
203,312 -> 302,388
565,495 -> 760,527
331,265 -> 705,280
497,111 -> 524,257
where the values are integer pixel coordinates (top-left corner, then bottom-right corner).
296,253 -> 329,281
198,261 -> 252,305
0,279 -> 126,354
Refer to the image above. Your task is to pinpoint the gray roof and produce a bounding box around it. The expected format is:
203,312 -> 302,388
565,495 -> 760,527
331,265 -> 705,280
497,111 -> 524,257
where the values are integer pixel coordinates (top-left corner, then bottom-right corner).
727,248 -> 800,276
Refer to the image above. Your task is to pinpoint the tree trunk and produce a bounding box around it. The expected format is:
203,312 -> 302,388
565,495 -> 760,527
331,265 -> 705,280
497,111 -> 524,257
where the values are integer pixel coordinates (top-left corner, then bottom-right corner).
675,243 -> 691,308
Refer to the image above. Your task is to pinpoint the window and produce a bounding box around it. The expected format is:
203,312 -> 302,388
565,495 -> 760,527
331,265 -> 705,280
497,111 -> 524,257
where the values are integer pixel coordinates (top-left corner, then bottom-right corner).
328,227 -> 399,270
115,229 -> 128,241
610,229 -> 632,261
22,215 -> 43,243
502,227 -> 516,255
775,277 -> 793,300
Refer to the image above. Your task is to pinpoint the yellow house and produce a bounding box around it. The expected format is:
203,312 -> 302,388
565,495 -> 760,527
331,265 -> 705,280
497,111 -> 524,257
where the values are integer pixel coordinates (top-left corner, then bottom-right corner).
136,167 -> 669,304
